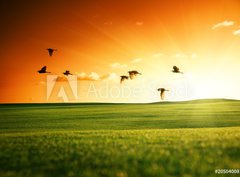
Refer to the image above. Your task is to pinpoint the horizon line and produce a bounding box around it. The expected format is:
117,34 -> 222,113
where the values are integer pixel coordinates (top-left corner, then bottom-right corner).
0,98 -> 239,105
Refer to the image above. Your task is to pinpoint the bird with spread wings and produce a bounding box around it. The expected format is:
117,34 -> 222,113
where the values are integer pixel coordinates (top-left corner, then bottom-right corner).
128,70 -> 142,80
38,66 -> 51,74
157,88 -> 169,100
47,48 -> 57,57
120,75 -> 129,84
63,70 -> 73,76
172,66 -> 183,74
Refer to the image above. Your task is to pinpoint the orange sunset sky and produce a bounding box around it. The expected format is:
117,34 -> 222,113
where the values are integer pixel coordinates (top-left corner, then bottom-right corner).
1,0 -> 240,103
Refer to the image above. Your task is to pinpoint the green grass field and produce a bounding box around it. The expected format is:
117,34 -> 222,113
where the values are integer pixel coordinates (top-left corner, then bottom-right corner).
0,99 -> 240,177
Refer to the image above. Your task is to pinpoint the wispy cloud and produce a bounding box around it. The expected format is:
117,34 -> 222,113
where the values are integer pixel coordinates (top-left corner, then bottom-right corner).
212,20 -> 234,30
131,58 -> 142,63
77,72 -> 100,81
152,53 -> 164,58
35,81 -> 46,86
56,76 -> 71,82
233,29 -> 240,36
78,72 -> 117,81
104,21 -> 113,25
174,53 -> 197,59
191,53 -> 197,59
110,62 -> 127,69
56,72 -> 117,82
136,21 -> 143,26
100,73 -> 117,80
175,53 -> 188,58
39,81 -> 46,85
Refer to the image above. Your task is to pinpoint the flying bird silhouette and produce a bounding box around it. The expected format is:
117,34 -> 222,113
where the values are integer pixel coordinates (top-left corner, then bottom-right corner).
157,88 -> 169,100
38,66 -> 51,74
128,70 -> 142,79
120,75 -> 129,84
172,66 -> 183,74
63,70 -> 72,76
47,48 -> 57,56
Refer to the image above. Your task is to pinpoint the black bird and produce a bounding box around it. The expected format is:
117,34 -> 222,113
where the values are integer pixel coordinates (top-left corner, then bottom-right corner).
120,75 -> 129,84
172,66 -> 183,74
47,48 -> 57,56
157,88 -> 169,100
38,66 -> 51,74
63,70 -> 72,76
128,70 -> 142,79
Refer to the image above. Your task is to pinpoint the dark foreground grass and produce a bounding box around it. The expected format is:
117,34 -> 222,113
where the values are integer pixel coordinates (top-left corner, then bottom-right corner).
0,128 -> 239,177
0,99 -> 240,177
